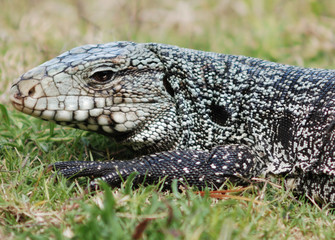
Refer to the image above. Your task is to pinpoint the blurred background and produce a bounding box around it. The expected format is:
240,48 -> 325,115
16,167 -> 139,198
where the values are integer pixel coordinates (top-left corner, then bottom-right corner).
1,0 -> 335,105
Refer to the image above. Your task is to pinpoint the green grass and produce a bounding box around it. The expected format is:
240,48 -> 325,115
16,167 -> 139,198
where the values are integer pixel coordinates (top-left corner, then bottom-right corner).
1,0 -> 335,239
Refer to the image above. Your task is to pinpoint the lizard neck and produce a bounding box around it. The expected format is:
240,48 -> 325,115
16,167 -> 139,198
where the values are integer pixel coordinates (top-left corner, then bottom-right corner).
146,43 -> 258,151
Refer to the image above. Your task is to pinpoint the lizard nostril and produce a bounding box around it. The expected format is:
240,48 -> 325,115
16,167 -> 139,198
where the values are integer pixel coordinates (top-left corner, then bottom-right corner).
28,86 -> 36,97
15,80 -> 45,99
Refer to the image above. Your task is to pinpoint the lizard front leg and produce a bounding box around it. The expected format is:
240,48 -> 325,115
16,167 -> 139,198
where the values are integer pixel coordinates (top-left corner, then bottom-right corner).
49,145 -> 264,189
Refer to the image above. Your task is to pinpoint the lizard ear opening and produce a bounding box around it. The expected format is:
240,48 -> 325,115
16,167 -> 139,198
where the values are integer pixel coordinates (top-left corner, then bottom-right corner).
209,103 -> 230,126
163,75 -> 175,97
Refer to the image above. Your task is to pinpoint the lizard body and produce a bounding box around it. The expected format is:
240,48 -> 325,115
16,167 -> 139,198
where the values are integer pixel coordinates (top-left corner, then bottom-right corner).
10,42 -> 335,205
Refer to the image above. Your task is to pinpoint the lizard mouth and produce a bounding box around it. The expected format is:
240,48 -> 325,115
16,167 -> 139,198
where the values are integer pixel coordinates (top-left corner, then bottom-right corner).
10,83 -> 152,135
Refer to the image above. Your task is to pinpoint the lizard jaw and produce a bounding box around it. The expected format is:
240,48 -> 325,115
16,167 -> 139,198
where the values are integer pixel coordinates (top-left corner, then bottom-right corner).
10,75 -> 171,139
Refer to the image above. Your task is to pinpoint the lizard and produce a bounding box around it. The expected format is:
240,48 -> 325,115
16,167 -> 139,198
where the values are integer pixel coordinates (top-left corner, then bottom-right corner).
9,41 -> 335,205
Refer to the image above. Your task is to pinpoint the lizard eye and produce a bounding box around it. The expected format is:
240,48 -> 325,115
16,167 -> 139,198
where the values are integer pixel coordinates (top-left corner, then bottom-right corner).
90,71 -> 114,82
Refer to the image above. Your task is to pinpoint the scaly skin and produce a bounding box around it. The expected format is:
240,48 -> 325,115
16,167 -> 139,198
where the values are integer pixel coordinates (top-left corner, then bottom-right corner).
10,41 -> 335,205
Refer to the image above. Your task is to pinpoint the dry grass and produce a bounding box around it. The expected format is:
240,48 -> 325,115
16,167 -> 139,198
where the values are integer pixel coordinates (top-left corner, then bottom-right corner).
1,0 -> 335,239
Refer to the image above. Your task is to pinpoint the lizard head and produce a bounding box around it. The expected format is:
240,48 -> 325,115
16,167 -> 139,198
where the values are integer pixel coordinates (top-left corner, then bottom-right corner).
10,41 -> 179,152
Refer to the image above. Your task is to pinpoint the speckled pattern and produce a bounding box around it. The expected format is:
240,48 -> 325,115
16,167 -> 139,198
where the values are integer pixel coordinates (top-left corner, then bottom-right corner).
10,42 -> 335,205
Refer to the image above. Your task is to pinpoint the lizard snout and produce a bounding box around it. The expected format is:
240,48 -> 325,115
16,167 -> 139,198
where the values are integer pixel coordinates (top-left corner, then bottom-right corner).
10,79 -> 45,111
9,83 -> 23,110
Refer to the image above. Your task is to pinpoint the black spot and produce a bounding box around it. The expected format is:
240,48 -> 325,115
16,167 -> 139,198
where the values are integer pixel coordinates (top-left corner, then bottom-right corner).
326,120 -> 335,134
163,75 -> 175,97
241,85 -> 251,95
209,103 -> 230,126
276,111 -> 293,149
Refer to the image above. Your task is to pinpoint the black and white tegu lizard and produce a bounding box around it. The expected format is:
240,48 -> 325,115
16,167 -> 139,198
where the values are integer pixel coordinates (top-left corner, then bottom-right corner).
9,42 -> 335,205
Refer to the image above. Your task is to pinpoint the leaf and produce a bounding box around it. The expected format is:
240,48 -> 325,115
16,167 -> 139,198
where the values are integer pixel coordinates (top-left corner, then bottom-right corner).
0,104 -> 10,125
124,171 -> 139,194
49,121 -> 55,137
132,219 -> 151,240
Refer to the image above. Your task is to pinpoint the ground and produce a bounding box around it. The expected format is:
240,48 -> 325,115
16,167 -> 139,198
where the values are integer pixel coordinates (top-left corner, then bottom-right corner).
1,0 -> 335,239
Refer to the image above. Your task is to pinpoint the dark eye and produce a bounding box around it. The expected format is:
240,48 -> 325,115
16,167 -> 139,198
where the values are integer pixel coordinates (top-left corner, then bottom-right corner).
90,71 -> 114,82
